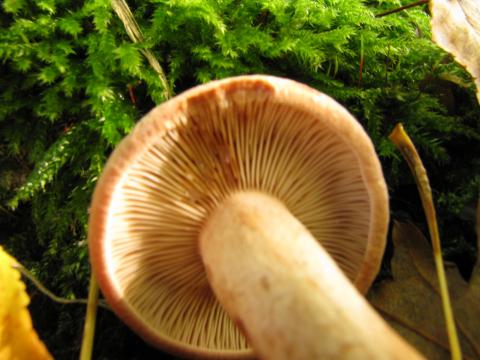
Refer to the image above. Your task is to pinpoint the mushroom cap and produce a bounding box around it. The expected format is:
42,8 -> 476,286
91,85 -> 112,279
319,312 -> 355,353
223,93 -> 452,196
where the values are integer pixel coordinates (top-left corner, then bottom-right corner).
88,75 -> 389,358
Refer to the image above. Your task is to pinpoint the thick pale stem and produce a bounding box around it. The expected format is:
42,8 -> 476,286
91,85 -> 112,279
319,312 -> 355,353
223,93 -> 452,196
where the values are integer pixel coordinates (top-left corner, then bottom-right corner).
200,191 -> 424,360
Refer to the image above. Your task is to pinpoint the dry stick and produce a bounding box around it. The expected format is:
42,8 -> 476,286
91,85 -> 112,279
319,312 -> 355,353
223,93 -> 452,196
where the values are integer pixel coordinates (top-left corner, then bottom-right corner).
111,0 -> 172,100
13,263 -> 110,310
389,123 -> 462,360
80,274 -> 100,360
376,0 -> 429,18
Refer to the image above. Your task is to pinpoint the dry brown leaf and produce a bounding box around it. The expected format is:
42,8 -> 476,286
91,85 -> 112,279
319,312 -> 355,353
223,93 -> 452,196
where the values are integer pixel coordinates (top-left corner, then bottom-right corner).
367,221 -> 480,360
430,0 -> 480,103
0,246 -> 53,360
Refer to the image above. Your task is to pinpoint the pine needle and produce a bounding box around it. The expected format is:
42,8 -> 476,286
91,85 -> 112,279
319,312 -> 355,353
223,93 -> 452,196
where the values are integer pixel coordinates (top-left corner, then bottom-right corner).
389,123 -> 462,360
111,0 -> 172,100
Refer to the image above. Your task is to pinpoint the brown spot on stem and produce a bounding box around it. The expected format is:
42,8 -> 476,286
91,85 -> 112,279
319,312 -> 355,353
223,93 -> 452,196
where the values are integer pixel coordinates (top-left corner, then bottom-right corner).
260,276 -> 270,291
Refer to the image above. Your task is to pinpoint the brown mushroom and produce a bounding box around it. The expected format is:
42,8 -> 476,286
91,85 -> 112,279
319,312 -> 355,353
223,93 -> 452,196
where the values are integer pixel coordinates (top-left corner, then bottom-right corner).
88,75 -> 424,359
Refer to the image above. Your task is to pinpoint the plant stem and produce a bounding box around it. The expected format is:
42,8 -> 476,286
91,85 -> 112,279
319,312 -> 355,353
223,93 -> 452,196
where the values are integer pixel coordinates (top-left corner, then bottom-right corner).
376,0 -> 428,18
13,263 -> 110,310
79,273 -> 100,360
389,123 -> 462,360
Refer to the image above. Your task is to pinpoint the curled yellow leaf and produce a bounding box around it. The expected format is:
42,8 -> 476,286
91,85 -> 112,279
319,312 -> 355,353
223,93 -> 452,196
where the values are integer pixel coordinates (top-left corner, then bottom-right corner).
0,246 -> 52,360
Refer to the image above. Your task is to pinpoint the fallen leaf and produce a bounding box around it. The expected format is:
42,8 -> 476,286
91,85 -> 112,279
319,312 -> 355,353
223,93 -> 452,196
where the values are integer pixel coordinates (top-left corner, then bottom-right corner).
0,246 -> 53,360
430,0 -> 480,103
367,221 -> 480,359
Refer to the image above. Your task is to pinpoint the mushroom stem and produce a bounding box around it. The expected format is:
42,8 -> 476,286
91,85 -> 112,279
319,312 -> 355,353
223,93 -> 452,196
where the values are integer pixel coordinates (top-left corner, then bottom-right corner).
200,191 -> 424,360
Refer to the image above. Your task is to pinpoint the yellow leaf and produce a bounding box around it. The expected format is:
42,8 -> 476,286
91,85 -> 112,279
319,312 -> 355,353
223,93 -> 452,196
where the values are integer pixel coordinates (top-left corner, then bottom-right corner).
0,246 -> 53,360
430,0 -> 480,103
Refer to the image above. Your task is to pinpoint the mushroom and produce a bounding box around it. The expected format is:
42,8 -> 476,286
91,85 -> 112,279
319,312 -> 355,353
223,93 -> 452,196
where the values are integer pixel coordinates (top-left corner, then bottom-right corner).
88,75 -> 424,359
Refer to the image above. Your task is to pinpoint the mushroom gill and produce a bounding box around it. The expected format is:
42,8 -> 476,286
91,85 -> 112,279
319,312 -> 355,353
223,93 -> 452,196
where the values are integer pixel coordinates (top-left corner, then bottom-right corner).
90,76 -> 383,357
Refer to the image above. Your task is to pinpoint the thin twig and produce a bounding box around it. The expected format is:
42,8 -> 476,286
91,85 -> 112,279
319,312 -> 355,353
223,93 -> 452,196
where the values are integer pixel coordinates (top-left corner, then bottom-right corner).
111,0 -> 172,99
13,263 -> 111,310
376,0 -> 429,18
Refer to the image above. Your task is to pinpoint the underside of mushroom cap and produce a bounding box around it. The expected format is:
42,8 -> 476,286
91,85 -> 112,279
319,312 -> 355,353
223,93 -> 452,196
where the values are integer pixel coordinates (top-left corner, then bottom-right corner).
88,75 -> 389,358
